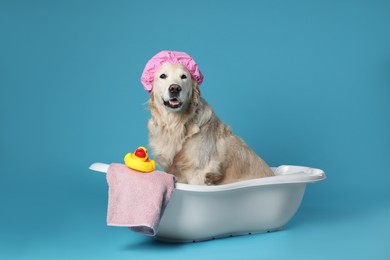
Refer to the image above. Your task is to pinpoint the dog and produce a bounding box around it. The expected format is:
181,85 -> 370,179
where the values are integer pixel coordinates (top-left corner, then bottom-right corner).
143,51 -> 274,185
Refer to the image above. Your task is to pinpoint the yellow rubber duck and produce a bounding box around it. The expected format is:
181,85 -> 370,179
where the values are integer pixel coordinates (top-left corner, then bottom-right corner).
124,146 -> 156,173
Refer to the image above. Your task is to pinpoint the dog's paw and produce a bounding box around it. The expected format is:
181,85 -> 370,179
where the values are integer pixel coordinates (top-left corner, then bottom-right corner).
205,172 -> 224,185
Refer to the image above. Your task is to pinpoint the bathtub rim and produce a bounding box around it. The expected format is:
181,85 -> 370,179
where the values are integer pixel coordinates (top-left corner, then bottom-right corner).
89,163 -> 326,192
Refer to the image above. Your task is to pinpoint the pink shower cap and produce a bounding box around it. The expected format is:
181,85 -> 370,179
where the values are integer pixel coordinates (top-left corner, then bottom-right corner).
140,50 -> 204,92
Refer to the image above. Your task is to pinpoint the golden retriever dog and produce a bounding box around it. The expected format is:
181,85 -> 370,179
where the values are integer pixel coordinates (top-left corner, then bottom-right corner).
145,53 -> 274,185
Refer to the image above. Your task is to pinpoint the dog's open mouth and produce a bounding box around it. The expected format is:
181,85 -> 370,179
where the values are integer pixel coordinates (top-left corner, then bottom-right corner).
163,98 -> 182,109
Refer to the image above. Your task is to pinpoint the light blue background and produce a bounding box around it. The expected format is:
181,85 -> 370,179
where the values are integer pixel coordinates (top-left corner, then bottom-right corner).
1,0 -> 389,259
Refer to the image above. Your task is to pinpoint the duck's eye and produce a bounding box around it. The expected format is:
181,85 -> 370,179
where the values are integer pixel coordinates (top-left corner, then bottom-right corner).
181,74 -> 187,79
160,74 -> 167,79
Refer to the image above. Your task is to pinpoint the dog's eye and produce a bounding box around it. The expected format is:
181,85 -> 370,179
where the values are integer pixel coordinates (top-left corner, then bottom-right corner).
160,74 -> 167,79
181,74 -> 187,79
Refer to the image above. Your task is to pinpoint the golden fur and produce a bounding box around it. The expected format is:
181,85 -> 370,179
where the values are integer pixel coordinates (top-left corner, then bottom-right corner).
148,63 -> 274,185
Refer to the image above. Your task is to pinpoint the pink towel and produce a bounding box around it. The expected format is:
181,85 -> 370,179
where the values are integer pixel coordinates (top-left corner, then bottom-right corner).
106,163 -> 175,236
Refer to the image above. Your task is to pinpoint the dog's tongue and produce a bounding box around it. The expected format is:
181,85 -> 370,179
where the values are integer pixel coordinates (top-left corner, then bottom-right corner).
169,99 -> 180,106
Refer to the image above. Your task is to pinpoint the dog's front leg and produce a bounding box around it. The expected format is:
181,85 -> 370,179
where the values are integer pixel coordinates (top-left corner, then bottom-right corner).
205,172 -> 224,185
202,160 -> 224,185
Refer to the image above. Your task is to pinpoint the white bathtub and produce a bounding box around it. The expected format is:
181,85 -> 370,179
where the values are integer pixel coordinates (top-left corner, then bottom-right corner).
89,163 -> 326,242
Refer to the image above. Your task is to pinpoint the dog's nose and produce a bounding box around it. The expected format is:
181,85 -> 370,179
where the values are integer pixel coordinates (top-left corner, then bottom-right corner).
169,84 -> 182,95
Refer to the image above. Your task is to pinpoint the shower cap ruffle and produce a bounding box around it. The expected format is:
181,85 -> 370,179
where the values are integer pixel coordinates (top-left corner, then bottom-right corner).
140,50 -> 204,92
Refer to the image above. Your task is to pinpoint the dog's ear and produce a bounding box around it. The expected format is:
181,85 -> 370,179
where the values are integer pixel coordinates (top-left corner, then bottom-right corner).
148,90 -> 158,112
191,81 -> 201,107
